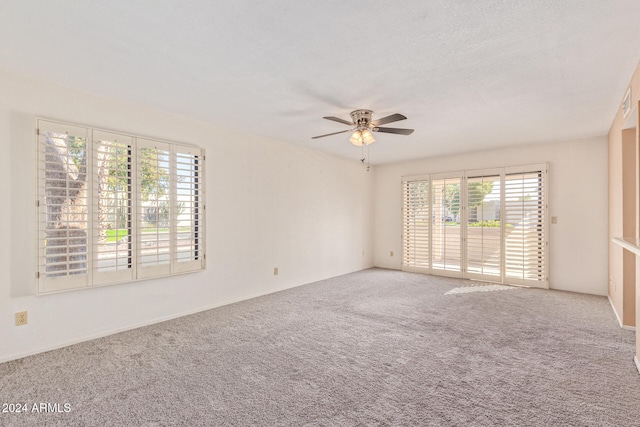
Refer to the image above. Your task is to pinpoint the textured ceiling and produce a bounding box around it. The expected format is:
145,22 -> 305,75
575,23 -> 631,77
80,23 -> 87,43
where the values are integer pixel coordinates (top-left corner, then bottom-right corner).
2,1 -> 640,164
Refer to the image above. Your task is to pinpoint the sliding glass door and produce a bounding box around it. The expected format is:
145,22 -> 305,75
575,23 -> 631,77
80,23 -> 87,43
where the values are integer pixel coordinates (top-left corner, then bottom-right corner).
402,164 -> 548,288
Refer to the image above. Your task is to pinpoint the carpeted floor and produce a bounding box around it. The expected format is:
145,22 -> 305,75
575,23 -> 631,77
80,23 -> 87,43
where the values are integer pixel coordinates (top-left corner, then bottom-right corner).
1,268 -> 638,426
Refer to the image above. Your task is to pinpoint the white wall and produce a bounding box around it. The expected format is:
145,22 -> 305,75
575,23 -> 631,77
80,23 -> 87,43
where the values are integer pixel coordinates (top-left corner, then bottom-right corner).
0,69 -> 610,362
373,137 -> 609,295
0,72 -> 374,362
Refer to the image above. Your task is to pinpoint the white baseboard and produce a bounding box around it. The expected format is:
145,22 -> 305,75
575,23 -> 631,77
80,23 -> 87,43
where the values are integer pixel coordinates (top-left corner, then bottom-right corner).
608,295 -> 636,331
635,356 -> 640,374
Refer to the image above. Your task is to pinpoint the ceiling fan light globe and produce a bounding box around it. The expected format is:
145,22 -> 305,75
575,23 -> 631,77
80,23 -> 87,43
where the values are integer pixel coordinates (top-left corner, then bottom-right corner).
349,130 -> 363,146
361,129 -> 375,145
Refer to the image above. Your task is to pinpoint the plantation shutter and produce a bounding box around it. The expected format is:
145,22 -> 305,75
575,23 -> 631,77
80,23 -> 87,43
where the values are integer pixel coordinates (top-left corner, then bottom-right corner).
92,130 -> 134,285
431,174 -> 463,276
37,120 -> 90,292
503,165 -> 547,286
402,176 -> 430,271
137,138 -> 172,278
466,171 -> 502,279
38,119 -> 206,293
173,146 -> 205,273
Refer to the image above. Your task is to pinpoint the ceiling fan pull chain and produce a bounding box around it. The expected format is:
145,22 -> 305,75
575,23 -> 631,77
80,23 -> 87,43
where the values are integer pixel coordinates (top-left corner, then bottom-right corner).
367,143 -> 370,172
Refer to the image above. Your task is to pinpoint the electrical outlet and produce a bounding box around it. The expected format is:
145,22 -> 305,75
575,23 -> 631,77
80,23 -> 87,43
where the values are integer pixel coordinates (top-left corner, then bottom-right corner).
390,251 -> 394,257
15,311 -> 28,326
551,216 -> 558,224
274,267 -> 278,276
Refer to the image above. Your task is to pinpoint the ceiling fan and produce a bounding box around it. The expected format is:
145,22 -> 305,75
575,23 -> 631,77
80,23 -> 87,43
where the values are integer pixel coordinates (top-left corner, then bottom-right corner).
311,109 -> 414,146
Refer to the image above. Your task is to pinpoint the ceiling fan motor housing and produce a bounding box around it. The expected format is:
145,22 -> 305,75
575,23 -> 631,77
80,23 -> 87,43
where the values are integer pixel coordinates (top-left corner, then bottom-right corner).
350,109 -> 373,128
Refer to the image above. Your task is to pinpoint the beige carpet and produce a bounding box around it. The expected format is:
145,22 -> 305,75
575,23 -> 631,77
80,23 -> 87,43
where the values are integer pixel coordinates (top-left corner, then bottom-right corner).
0,268 -> 638,426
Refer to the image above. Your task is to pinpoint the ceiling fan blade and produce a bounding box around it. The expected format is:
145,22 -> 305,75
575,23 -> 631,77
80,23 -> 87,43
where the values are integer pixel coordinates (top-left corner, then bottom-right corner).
371,113 -> 407,126
373,127 -> 414,135
323,116 -> 353,126
311,129 -> 351,139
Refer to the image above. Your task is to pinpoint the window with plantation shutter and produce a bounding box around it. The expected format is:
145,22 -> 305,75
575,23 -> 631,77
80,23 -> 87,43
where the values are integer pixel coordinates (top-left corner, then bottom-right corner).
37,119 -> 206,294
402,164 -> 547,288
